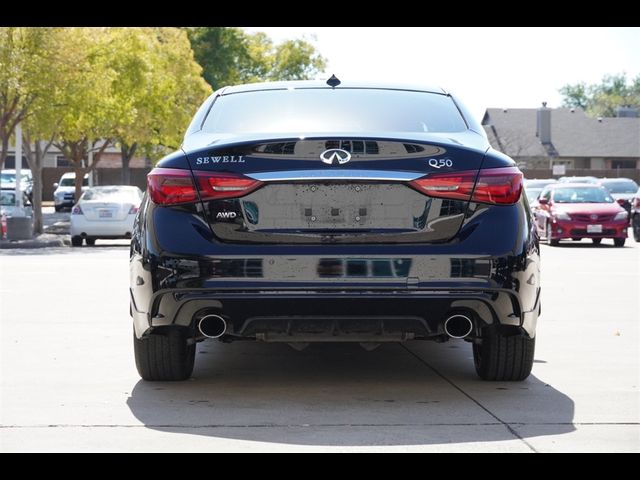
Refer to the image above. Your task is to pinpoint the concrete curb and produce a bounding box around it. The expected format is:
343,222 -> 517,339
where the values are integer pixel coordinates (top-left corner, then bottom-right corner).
0,234 -> 70,250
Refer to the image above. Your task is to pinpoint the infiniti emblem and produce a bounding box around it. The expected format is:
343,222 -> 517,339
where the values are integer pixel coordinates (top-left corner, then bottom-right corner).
320,148 -> 351,165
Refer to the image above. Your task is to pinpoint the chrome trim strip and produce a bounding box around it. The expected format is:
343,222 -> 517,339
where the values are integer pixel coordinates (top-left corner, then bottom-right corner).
246,169 -> 423,182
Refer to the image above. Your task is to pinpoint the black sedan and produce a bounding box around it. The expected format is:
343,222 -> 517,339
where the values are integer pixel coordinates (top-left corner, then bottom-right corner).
130,79 -> 540,382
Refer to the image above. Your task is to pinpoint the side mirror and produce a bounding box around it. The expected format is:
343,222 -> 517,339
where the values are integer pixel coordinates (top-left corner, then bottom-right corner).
538,198 -> 549,205
616,198 -> 627,205
53,183 -> 59,189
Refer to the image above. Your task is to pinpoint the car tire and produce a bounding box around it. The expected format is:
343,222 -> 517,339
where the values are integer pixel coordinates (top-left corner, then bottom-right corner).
85,238 -> 96,246
473,326 -> 535,381
592,238 -> 602,245
71,236 -> 83,247
133,329 -> 195,381
54,205 -> 62,213
546,222 -> 559,246
614,238 -> 625,247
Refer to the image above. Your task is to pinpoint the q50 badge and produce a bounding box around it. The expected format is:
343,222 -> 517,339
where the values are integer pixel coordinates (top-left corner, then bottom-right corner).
428,158 -> 453,169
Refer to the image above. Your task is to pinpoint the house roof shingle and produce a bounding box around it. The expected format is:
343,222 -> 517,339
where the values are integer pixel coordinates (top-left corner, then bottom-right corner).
482,107 -> 640,158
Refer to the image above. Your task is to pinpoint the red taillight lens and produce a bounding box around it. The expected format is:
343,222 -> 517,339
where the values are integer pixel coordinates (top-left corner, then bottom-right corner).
71,205 -> 83,215
128,205 -> 140,215
472,167 -> 523,204
148,168 -> 198,205
410,171 -> 477,201
147,168 -> 262,206
194,172 -> 262,201
409,167 -> 523,205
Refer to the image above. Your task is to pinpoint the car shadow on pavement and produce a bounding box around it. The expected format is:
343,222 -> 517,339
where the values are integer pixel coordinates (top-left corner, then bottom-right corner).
127,341 -> 575,447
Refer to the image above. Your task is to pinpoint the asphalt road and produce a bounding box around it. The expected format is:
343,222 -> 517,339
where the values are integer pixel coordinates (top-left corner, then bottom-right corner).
1,239 -> 638,452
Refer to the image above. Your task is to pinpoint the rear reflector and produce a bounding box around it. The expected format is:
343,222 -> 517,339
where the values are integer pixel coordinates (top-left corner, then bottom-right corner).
409,167 -> 523,205
147,168 -> 262,206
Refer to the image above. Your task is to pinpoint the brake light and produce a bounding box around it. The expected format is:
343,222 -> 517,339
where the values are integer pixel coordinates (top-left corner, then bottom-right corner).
129,205 -> 140,215
409,167 -> 523,205
147,168 -> 262,206
193,171 -> 262,201
71,205 -> 83,215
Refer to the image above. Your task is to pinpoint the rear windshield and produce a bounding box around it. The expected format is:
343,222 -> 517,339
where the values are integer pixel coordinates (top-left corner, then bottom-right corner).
202,88 -> 467,134
81,187 -> 141,201
60,177 -> 89,187
600,180 -> 638,193
552,187 -> 614,203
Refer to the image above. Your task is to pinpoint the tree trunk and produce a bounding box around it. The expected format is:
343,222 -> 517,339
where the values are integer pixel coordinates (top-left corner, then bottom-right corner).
74,164 -> 85,207
121,143 -> 137,185
31,167 -> 43,234
0,137 -> 8,170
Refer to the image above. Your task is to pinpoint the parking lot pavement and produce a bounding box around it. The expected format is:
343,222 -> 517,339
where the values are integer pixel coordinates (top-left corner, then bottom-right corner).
1,240 -> 638,452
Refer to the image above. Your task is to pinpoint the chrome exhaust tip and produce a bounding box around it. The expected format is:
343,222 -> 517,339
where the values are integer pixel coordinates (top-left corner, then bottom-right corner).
197,314 -> 227,339
444,314 -> 473,339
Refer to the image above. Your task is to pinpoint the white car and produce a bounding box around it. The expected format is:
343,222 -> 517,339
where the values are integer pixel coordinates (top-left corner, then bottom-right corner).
1,169 -> 33,202
70,185 -> 143,246
0,189 -> 32,217
53,172 -> 89,212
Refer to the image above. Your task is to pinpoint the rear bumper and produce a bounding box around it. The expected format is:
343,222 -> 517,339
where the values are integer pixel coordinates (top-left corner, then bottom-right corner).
550,219 -> 628,239
130,197 -> 541,341
130,284 -> 540,341
70,215 -> 135,237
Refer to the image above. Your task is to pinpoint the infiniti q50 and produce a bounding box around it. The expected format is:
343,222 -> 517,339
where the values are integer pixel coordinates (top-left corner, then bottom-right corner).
130,79 -> 540,382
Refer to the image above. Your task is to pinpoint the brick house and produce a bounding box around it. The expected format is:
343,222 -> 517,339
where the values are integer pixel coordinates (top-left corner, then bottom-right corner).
481,105 -> 640,180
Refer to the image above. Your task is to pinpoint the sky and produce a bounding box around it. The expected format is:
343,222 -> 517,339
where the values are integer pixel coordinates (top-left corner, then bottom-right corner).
247,27 -> 640,123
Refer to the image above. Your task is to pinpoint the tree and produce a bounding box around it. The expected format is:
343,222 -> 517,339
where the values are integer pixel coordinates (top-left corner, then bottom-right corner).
109,28 -> 211,184
560,73 -> 640,117
186,27 -> 326,90
0,27 -> 57,170
52,28 -> 126,202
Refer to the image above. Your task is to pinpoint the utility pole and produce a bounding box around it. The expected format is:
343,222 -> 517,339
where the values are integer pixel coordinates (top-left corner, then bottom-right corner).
15,123 -> 23,208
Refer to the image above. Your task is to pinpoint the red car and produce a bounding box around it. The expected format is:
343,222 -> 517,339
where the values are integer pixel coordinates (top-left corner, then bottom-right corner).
534,183 -> 629,247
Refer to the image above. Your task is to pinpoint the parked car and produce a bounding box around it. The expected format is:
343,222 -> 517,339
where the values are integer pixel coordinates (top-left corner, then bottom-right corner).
557,176 -> 599,184
53,172 -> 89,212
130,79 -> 539,382
1,169 -> 33,202
70,185 -> 143,246
0,189 -> 31,217
534,183 -> 629,246
524,179 -> 557,209
524,178 -> 557,189
597,178 -> 639,215
631,187 -> 640,242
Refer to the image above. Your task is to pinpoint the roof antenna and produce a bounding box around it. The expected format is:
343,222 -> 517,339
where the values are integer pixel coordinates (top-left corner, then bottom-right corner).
326,74 -> 341,88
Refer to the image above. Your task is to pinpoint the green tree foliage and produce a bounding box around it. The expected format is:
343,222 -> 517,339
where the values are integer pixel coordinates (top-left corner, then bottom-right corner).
52,28 -> 122,202
560,73 -> 640,117
0,27 -> 59,169
186,27 -> 326,90
108,27 -> 211,183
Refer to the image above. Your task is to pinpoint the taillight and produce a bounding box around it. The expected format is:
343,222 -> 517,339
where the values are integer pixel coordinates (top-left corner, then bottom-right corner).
147,168 -> 262,206
71,205 -> 83,215
147,168 -> 198,205
193,171 -> 262,201
128,205 -> 140,215
409,167 -> 523,205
